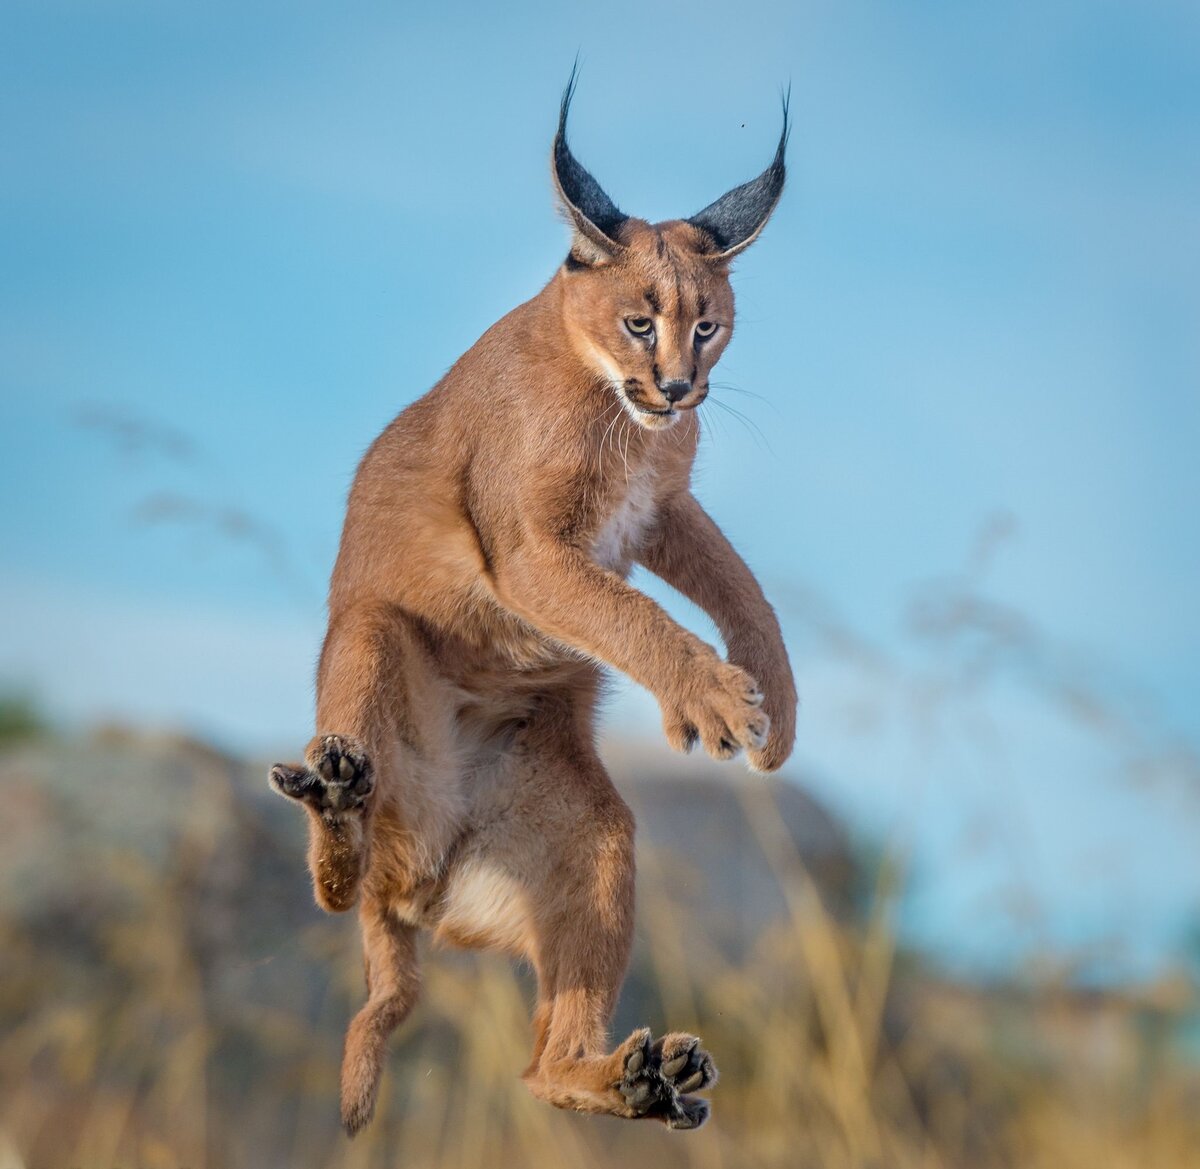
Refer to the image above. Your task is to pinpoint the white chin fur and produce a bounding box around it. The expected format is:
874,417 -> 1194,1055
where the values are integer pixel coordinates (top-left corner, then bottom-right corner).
635,410 -> 680,431
616,391 -> 679,431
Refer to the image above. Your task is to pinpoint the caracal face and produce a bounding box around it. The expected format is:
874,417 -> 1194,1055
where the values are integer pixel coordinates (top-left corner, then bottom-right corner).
560,219 -> 736,430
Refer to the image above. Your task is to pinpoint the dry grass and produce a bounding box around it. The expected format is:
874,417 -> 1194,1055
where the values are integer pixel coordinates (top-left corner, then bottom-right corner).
0,742 -> 1196,1169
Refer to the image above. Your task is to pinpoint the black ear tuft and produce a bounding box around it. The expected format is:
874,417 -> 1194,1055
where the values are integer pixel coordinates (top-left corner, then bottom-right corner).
688,88 -> 790,260
552,62 -> 628,253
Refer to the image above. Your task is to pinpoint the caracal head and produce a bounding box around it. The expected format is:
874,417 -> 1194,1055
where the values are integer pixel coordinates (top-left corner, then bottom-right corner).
551,69 -> 789,431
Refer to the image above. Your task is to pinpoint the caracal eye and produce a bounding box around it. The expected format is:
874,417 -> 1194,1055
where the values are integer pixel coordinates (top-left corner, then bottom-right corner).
625,317 -> 654,337
695,320 -> 718,340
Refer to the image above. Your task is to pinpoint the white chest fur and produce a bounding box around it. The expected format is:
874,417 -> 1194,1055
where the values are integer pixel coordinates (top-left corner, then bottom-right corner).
590,465 -> 659,573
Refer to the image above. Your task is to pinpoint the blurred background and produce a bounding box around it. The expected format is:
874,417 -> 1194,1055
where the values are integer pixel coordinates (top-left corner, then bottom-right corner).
2,2 -> 1198,1166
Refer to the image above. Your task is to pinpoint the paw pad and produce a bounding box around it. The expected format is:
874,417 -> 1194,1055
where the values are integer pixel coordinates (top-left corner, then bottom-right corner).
616,1029 -> 717,1129
268,734 -> 375,821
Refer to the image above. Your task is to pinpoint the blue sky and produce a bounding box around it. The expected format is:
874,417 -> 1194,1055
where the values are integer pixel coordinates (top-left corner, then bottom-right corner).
2,0 -> 1198,980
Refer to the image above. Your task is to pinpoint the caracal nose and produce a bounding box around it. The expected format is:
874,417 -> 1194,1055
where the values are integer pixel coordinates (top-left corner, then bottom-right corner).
660,380 -> 692,405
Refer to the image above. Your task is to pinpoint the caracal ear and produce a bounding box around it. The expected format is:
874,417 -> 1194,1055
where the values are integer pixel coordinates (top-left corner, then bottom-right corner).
551,65 -> 629,266
687,89 -> 790,262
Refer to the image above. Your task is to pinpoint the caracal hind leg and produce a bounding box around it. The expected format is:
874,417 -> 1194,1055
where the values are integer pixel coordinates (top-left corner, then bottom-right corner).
504,704 -> 719,1129
270,600 -> 456,912
340,896 -> 421,1135
528,908 -> 718,1129
270,733 -> 375,912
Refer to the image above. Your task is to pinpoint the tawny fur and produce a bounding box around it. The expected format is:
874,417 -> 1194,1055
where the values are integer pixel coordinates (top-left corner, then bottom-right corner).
270,92 -> 797,1135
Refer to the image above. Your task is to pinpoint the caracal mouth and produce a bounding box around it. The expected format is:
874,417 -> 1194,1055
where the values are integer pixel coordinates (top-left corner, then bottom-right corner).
620,394 -> 681,430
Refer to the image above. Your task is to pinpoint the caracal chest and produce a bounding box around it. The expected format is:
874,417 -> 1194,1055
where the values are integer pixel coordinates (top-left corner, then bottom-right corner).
589,463 -> 660,576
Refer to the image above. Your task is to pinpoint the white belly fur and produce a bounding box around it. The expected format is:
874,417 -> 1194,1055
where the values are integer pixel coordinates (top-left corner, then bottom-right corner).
435,860 -> 532,954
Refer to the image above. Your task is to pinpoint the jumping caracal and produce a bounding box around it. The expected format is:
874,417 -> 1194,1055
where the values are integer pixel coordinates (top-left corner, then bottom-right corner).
271,74 -> 797,1133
